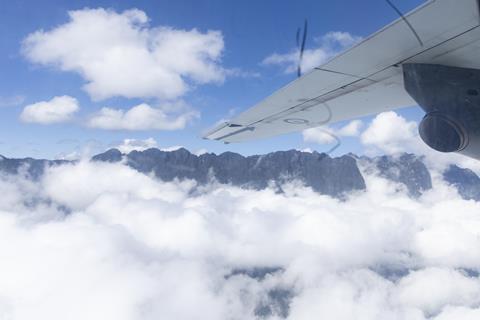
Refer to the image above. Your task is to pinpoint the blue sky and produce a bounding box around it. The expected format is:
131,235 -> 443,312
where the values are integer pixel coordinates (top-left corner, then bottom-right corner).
0,0 -> 426,159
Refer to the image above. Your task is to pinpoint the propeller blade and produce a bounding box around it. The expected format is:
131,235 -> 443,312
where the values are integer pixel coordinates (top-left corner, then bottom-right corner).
297,19 -> 308,78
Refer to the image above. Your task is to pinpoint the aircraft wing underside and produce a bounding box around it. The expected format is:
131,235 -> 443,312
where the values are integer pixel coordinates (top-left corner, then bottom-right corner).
203,0 -> 480,143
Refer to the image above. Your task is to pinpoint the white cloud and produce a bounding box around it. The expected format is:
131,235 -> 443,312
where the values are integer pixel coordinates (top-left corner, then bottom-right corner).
55,139 -> 106,161
395,268 -> 480,316
22,8 -> 225,101
114,138 -> 158,153
263,31 -> 361,74
361,111 -> 417,154
194,148 -> 209,156
303,120 -> 363,144
160,145 -> 184,152
20,95 -> 79,124
0,160 -> 479,318
87,103 -> 198,131
337,119 -> 363,136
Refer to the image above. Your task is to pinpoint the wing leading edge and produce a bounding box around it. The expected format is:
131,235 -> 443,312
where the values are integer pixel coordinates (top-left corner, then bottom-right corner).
203,0 -> 480,143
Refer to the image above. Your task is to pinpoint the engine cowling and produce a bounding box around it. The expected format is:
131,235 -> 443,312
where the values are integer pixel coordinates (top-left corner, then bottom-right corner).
418,112 -> 468,153
403,63 -> 480,160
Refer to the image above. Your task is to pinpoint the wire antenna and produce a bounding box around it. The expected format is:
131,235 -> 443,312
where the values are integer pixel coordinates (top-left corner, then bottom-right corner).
385,0 -> 423,46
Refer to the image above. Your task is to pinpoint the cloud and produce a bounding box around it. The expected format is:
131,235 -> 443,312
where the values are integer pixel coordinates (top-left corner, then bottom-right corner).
55,139 -> 106,161
160,145 -> 185,152
0,159 -> 479,318
20,95 -> 79,124
87,102 -> 198,130
22,8 -> 225,101
114,138 -> 158,153
194,148 -> 208,156
361,112 -> 417,154
263,31 -> 361,74
303,120 -> 363,144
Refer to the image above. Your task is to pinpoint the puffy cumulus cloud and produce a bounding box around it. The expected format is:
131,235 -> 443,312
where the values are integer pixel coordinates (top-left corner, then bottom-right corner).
0,161 -> 479,319
114,137 -> 158,153
87,102 -> 198,130
361,112 -> 418,154
22,8 -> 225,101
20,95 -> 79,124
360,111 -> 480,174
303,120 -> 363,144
263,31 -> 362,74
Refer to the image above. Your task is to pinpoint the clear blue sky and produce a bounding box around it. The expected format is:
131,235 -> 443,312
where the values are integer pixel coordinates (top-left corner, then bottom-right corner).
0,0 -> 426,159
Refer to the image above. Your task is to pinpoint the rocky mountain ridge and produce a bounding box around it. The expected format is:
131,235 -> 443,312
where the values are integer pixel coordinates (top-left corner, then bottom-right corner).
0,148 -> 479,200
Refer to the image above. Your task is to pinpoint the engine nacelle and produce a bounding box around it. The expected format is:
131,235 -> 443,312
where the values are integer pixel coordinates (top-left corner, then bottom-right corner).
419,112 -> 468,153
403,64 -> 480,160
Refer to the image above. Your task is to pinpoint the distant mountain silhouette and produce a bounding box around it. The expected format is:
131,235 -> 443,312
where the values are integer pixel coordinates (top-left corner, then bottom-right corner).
0,148 -> 478,200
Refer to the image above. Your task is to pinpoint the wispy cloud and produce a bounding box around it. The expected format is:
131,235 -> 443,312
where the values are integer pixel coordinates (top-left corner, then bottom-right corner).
303,119 -> 363,144
262,31 -> 362,74
0,95 -> 25,108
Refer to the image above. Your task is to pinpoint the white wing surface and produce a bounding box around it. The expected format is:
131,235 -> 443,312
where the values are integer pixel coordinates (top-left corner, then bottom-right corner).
204,0 -> 480,143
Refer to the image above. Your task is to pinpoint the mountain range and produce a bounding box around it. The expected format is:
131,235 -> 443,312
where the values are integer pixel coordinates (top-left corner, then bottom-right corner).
0,148 -> 479,201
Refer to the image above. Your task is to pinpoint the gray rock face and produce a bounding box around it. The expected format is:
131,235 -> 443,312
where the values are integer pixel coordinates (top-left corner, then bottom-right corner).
0,156 -> 67,180
362,153 -> 433,197
443,165 -> 480,201
106,148 -> 367,198
358,153 -> 432,198
0,148 -> 478,201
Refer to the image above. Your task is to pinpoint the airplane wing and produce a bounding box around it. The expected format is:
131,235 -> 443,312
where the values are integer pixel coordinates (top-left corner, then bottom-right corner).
203,0 -> 480,143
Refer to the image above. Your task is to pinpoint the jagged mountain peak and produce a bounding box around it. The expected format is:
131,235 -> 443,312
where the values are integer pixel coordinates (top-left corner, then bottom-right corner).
0,148 -> 478,201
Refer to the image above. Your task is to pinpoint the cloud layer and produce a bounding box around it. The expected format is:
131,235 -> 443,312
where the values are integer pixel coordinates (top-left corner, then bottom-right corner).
22,8 -> 225,101
20,95 -> 79,124
0,159 -> 479,319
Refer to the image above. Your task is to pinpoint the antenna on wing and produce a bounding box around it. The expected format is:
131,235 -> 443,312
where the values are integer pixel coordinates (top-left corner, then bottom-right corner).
296,19 -> 308,77
385,0 -> 423,46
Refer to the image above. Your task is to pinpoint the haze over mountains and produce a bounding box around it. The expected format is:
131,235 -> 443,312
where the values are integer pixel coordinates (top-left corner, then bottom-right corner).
1,148 -> 478,201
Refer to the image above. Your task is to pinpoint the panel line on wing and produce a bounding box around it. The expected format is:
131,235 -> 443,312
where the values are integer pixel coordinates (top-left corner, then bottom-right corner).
214,126 -> 255,141
313,68 -> 376,81
242,24 -> 480,130
244,76 -> 371,127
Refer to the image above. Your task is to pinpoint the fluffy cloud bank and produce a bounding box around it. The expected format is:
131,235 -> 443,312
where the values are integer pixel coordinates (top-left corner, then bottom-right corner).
263,31 -> 361,74
87,102 -> 198,130
22,8 -> 225,101
0,159 -> 479,319
20,95 -> 79,124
